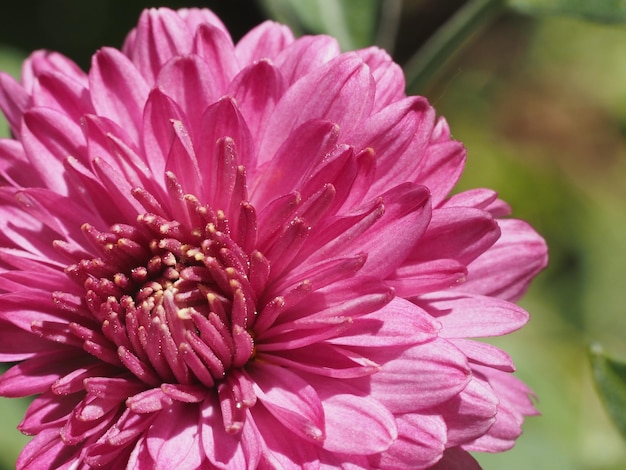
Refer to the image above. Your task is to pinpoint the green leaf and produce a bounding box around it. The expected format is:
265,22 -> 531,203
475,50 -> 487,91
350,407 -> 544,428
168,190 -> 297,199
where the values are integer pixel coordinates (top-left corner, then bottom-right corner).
404,0 -> 505,94
590,343 -> 626,441
257,0 -> 383,50
507,0 -> 626,23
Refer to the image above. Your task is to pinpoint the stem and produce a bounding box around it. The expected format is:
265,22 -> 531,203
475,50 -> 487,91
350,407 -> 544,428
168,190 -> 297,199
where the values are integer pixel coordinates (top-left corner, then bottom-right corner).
403,0 -> 505,94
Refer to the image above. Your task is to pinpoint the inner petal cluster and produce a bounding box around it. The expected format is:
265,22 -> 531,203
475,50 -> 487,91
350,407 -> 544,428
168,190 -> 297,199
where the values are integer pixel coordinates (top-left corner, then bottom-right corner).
61,188 -> 260,390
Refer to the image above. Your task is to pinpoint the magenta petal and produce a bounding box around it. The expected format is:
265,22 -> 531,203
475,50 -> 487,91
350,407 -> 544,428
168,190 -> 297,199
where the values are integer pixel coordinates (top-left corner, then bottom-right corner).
330,297 -> 439,348
20,391 -> 79,434
16,428 -> 80,470
310,378 -> 397,455
235,21 -> 294,65
345,97 -> 434,193
387,258 -> 467,297
251,404 -> 319,469
431,447 -> 482,470
0,72 -> 29,135
369,338 -> 471,412
409,206 -> 500,266
356,46 -> 406,111
372,413 -> 446,469
459,218 -> 548,301
146,402 -> 204,469
229,60 -> 286,145
437,375 -> 498,447
200,395 -> 261,470
275,35 -> 341,85
129,8 -> 193,83
196,97 -> 254,186
259,53 -> 374,164
33,71 -> 93,123
22,50 -> 88,91
192,23 -> 239,90
90,47 -> 150,144
0,349 -> 93,397
21,108 -> 85,195
421,293 -> 530,338
357,183 -> 432,279
453,338 -> 515,372
0,318 -> 54,360
156,55 -> 220,138
247,362 -> 325,443
251,120 -> 339,208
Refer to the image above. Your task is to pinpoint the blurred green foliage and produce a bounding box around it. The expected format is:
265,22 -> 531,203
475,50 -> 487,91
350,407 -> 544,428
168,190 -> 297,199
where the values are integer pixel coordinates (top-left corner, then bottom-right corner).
2,1 -> 626,469
508,0 -> 626,23
591,345 -> 626,442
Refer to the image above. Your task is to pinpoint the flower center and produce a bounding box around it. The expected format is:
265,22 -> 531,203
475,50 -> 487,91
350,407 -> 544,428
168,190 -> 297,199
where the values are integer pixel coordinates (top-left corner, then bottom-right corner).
62,195 -> 262,388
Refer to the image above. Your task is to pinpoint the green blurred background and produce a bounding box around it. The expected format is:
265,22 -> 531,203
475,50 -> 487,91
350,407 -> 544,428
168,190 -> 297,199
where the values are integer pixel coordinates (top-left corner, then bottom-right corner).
1,0 -> 626,468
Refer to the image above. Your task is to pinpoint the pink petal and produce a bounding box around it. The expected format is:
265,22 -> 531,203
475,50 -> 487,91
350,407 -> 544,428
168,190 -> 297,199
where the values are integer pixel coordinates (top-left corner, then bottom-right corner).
235,21 -> 294,65
310,377 -> 397,455
330,297 -> 439,348
408,207 -> 500,266
128,8 -> 194,83
229,60 -> 286,146
16,427 -> 80,470
156,55 -> 220,139
259,53 -> 374,166
251,404 -> 319,469
200,395 -> 261,470
0,318 -> 54,360
0,348 -> 93,397
437,375 -> 498,447
0,139 -> 43,188
21,50 -> 87,92
89,47 -> 150,144
250,120 -> 339,209
247,362 -> 325,443
33,71 -> 93,123
431,447 -> 482,470
369,337 -> 470,412
0,72 -> 28,135
453,338 -> 515,372
387,258 -> 467,297
344,97 -> 435,195
371,413 -> 446,468
192,23 -> 240,92
355,183 -> 432,279
459,218 -> 548,301
21,107 -> 85,194
419,293 -> 530,338
356,46 -> 406,111
442,188 -> 511,216
146,402 -> 204,469
196,97 -> 254,191
19,391 -> 79,434
275,35 -> 341,85
413,135 -> 466,206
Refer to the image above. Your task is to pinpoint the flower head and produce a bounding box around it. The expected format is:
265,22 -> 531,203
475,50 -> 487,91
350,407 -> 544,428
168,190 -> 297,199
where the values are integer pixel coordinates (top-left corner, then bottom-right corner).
0,7 -> 547,469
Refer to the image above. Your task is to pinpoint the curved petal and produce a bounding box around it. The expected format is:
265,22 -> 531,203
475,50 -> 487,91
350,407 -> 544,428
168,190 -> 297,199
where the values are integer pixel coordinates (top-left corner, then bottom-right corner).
419,293 -> 530,338
235,21 -> 294,65
89,47 -> 150,144
247,362 -> 325,443
145,402 -> 204,469
369,337 -> 471,412
259,53 -> 375,166
309,377 -> 397,455
371,413 -> 446,469
459,218 -> 548,301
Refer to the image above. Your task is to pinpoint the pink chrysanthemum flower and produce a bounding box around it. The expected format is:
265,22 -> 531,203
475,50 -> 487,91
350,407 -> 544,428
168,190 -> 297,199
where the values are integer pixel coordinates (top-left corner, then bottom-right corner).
0,7 -> 547,469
